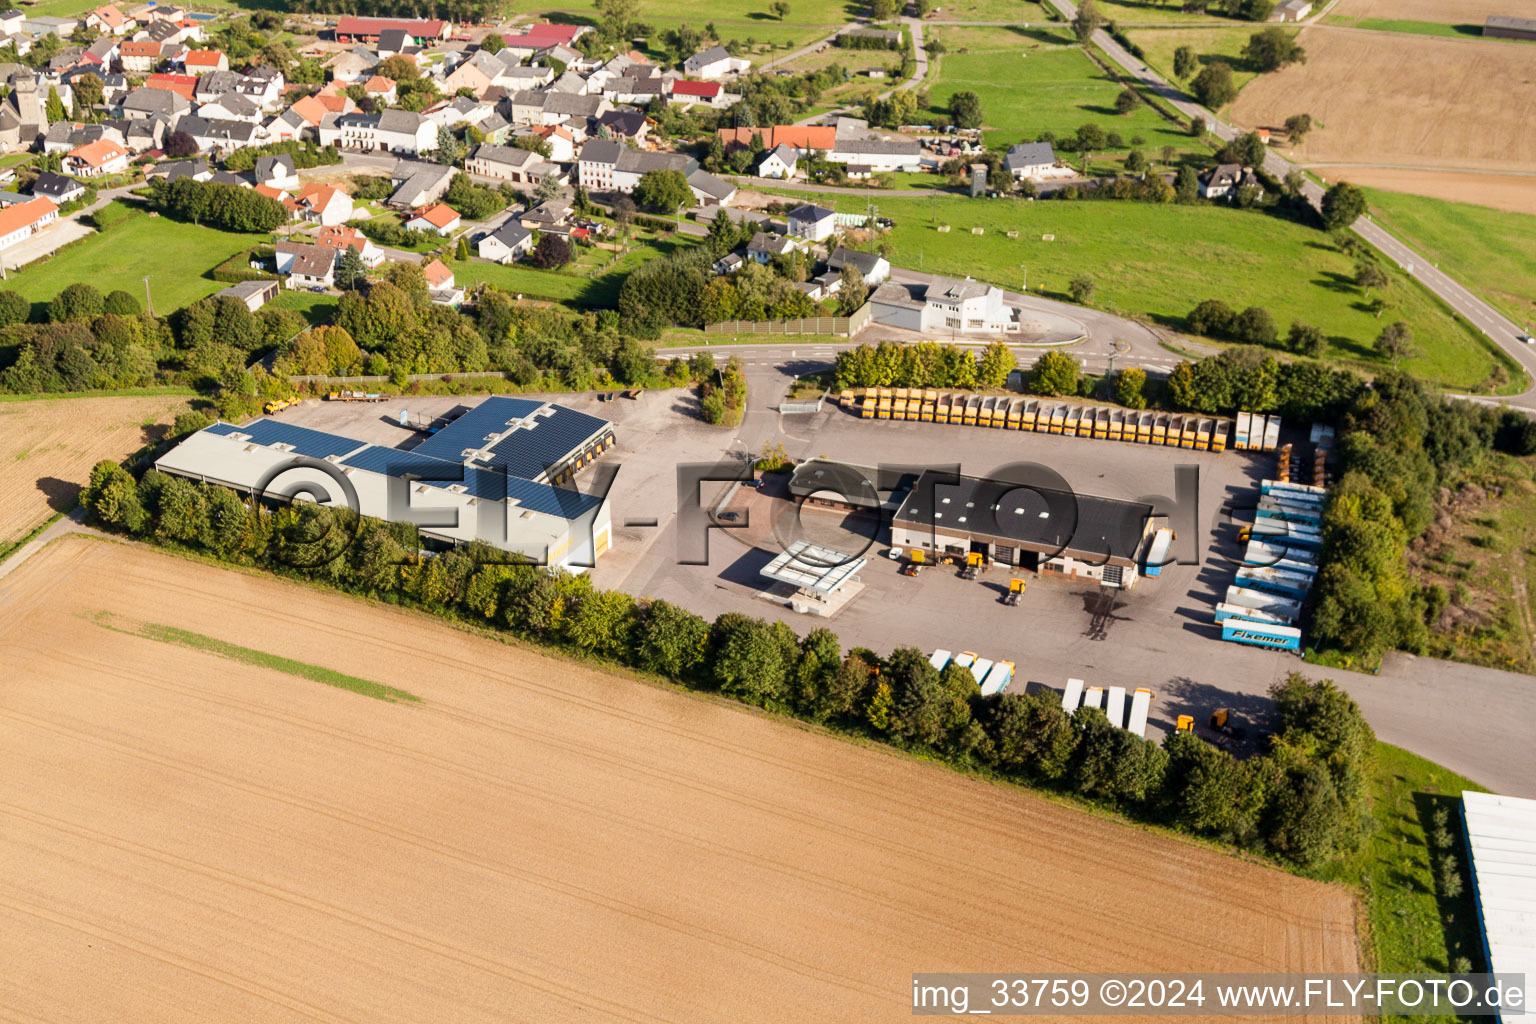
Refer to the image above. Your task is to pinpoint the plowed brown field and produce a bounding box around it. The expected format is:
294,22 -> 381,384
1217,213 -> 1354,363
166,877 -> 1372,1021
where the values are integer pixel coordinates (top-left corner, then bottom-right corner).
1232,30 -> 1536,210
0,538 -> 1361,1023
0,394 -> 191,548
1329,0 -> 1528,23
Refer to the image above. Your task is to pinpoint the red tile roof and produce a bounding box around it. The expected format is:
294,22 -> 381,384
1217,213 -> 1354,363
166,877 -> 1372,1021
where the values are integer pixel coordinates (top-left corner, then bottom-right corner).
408,203 -> 459,229
120,39 -> 160,57
716,125 -> 835,151
0,197 -> 57,236
670,79 -> 721,97
317,224 -> 366,250
362,74 -> 395,92
146,73 -> 197,101
185,49 -> 224,67
67,139 -> 127,167
422,258 -> 453,287
335,16 -> 447,37
502,22 -> 583,47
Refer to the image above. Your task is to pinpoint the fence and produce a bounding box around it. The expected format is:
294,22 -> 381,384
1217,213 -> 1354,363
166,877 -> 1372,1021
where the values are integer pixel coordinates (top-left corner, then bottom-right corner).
286,371 -> 512,385
778,397 -> 825,414
705,302 -> 871,338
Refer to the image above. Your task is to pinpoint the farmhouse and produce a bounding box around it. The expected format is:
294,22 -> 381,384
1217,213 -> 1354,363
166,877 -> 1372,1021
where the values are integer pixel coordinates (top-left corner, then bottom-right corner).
1271,0 -> 1312,21
506,89 -> 609,126
319,108 -> 435,155
889,469 -> 1156,586
155,398 -> 617,569
333,16 -> 449,44
758,143 -> 798,180
576,138 -> 697,193
683,45 -> 749,80
688,169 -> 737,206
716,124 -> 836,154
0,196 -> 58,253
478,218 -> 532,263
747,231 -> 798,263
118,38 -> 161,72
1198,163 -> 1263,200
498,21 -> 589,59
826,136 -> 922,173
1004,141 -> 1058,180
665,79 -> 735,108
184,49 -> 227,73
464,142 -> 561,183
388,159 -> 456,208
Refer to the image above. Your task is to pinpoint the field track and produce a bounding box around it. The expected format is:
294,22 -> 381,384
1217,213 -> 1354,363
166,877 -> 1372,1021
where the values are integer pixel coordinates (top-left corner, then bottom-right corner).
0,538 -> 1361,1023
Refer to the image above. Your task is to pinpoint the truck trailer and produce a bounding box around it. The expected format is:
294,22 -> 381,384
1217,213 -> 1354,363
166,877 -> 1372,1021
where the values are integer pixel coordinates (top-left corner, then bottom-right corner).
1222,619 -> 1301,651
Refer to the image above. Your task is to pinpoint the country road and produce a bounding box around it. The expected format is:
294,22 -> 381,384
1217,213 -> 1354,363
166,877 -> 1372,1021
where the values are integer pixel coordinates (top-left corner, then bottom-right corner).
1039,0 -> 1536,405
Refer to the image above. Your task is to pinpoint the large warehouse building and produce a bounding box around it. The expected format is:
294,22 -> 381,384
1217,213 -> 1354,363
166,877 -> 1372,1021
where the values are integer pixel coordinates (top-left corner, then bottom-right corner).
889,469 -> 1158,588
156,397 -> 616,570
1461,790 -> 1536,1021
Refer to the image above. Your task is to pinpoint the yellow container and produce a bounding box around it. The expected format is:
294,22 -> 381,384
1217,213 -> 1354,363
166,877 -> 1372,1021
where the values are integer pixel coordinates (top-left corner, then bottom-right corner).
921,390 -> 937,421
1107,410 -> 1124,442
1005,399 -> 1023,430
1063,406 -> 1081,435
1181,417 -> 1199,448
1093,408 -> 1109,439
1212,420 -> 1230,452
936,393 -> 954,423
860,389 -> 876,417
891,387 -> 908,420
1196,418 -> 1213,451
1021,399 -> 1038,431
963,395 -> 981,425
1152,414 -> 1169,444
838,389 -> 854,407
1049,405 -> 1066,434
977,396 -> 994,428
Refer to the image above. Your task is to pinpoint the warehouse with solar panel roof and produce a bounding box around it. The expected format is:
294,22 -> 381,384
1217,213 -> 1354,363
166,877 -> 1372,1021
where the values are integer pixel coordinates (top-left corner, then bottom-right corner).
155,397 -> 617,570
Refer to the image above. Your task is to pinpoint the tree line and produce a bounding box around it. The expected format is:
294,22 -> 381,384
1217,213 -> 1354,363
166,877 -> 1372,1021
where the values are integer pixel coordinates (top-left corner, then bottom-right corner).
145,177 -> 288,234
832,339 -> 1015,391
79,456 -> 1377,869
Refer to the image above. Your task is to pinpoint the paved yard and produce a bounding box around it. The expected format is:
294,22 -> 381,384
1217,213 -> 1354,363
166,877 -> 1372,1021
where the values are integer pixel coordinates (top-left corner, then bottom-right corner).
1,219 -> 94,273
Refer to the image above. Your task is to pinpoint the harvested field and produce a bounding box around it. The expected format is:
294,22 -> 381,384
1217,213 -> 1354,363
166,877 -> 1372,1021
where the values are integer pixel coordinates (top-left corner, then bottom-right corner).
1316,167 -> 1536,216
1328,0 -> 1527,25
0,393 -> 191,550
0,536 -> 1363,1023
1231,30 -> 1536,182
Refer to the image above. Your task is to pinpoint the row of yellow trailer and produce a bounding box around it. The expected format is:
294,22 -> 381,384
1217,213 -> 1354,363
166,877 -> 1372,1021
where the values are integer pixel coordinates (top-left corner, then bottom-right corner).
838,387 -> 1233,451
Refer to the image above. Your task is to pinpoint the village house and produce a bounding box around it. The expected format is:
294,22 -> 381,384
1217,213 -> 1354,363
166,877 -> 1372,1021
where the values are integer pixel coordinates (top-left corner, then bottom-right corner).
1198,163 -> 1263,201
682,44 -> 749,80
254,153 -> 298,190
361,74 -> 396,105
183,49 -> 227,74
746,231 -> 798,263
387,158 -> 455,208
529,124 -> 576,162
332,16 -> 449,45
477,218 -> 532,264
195,92 -> 262,123
290,182 -> 354,226
30,170 -> 85,204
0,196 -> 58,253
787,203 -> 836,243
827,246 -> 890,286
318,108 -> 434,155
404,201 -> 460,235
464,142 -> 560,184
63,138 -> 128,176
176,114 -> 262,152
497,21 -> 588,60
757,143 -> 798,179
316,224 -> 384,266
1004,141 -> 1058,181
273,240 -> 336,289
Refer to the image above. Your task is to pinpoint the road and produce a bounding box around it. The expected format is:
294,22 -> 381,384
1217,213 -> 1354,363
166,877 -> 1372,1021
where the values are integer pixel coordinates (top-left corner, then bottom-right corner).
796,16 -> 928,126
612,342 -> 1536,796
1040,0 -> 1536,404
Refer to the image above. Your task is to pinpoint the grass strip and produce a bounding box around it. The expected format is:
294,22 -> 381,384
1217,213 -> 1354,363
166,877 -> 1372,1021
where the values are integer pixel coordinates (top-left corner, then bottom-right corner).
1315,743 -> 1486,1006
91,611 -> 421,704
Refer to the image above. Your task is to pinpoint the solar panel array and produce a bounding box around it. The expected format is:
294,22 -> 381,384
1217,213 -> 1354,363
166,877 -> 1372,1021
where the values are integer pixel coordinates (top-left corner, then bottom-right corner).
211,394 -> 610,524
212,419 -> 369,461
480,405 -> 609,480
409,396 -> 544,463
339,444 -> 602,520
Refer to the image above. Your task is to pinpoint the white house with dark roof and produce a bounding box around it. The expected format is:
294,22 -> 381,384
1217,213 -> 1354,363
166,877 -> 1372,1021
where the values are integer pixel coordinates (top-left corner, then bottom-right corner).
682,44 -> 748,80
826,246 -> 888,286
787,203 -> 836,242
477,218 -> 532,263
758,143 -> 798,179
1004,141 -> 1057,180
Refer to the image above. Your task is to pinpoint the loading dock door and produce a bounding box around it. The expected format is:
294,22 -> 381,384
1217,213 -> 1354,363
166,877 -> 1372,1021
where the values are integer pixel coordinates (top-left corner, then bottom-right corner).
1018,548 -> 1041,572
995,545 -> 1016,567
